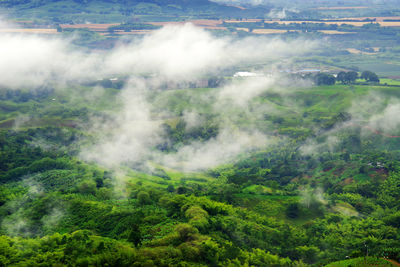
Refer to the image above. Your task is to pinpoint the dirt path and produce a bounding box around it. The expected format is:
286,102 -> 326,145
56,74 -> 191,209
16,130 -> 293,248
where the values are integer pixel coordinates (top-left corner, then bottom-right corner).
348,122 -> 400,138
384,259 -> 400,266
362,125 -> 400,138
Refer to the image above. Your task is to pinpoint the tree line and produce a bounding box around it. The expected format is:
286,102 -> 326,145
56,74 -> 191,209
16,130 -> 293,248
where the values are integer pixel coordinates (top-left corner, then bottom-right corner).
314,70 -> 380,86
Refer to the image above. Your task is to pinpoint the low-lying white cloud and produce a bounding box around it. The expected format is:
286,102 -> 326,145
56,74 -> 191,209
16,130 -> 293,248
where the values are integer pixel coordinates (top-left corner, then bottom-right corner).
347,93 -> 400,136
367,103 -> 400,135
0,23 -> 316,89
81,78 -> 162,167
106,24 -> 315,81
161,129 -> 269,171
0,21 -> 317,171
82,25 -> 315,171
217,75 -> 276,107
106,24 -> 228,79
267,9 -> 287,19
0,34 -> 101,88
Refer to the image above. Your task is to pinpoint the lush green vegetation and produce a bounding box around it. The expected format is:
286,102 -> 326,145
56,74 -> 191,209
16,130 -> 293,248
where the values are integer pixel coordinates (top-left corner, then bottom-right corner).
108,22 -> 162,32
1,78 -> 400,266
326,257 -> 396,267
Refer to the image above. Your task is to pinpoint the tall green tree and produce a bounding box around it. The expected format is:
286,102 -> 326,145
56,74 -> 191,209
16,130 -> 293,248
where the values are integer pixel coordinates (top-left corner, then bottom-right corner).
361,71 -> 380,82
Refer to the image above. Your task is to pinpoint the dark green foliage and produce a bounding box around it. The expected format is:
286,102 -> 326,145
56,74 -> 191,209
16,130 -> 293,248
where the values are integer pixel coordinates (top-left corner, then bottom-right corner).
77,179 -> 97,195
137,191 -> 152,205
0,88 -> 53,103
167,184 -> 175,193
0,231 -> 138,266
314,73 -> 336,85
161,118 -> 219,151
361,70 -> 380,83
0,131 -> 63,183
286,203 -> 300,219
127,224 -> 142,246
337,71 -> 358,84
108,23 -> 161,31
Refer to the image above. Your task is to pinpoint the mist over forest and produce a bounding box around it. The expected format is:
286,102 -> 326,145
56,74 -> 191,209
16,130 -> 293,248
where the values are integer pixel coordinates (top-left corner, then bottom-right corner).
0,0 -> 400,266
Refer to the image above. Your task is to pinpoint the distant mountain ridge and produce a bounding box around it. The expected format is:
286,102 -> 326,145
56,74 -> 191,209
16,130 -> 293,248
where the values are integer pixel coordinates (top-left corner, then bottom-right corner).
0,0 -> 271,22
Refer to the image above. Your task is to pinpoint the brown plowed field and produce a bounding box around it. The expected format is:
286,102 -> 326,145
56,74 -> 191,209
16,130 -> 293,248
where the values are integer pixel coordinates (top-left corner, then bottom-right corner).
60,23 -> 119,31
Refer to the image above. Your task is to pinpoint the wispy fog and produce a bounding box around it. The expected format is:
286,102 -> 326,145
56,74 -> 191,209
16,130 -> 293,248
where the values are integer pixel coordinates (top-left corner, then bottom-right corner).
0,34 -> 101,88
0,21 -> 317,171
82,25 -> 315,171
299,92 -> 400,156
0,23 -> 313,88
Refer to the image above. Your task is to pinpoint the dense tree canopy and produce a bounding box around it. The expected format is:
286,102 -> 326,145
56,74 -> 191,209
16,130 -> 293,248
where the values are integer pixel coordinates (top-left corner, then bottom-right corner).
361,70 -> 380,82
337,71 -> 359,84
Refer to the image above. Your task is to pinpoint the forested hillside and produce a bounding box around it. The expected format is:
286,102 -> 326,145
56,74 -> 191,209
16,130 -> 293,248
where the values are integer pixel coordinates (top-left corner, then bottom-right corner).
0,0 -> 269,22
1,80 -> 400,266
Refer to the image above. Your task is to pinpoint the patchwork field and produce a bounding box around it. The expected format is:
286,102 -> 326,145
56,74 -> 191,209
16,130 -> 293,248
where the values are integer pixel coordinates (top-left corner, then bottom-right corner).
314,6 -> 369,10
318,30 -> 356,34
0,28 -> 57,34
148,19 -> 224,30
60,23 -> 119,31
346,48 -> 377,55
252,29 -> 298,34
330,16 -> 400,22
261,20 -> 400,27
100,30 -> 152,35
